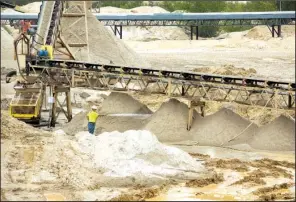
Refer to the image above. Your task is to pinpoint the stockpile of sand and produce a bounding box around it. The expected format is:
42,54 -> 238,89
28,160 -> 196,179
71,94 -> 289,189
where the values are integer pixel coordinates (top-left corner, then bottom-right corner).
249,115 -> 295,151
191,108 -> 258,146
34,130 -> 210,189
100,92 -> 152,114
144,99 -> 199,142
246,25 -> 295,40
1,110 -> 51,139
20,2 -> 42,13
60,2 -> 151,67
63,92 -> 151,135
1,27 -> 18,69
192,64 -> 257,77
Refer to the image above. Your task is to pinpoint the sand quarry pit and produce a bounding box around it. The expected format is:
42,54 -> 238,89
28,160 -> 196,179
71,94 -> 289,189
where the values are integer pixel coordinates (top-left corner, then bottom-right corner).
1,1 -> 295,200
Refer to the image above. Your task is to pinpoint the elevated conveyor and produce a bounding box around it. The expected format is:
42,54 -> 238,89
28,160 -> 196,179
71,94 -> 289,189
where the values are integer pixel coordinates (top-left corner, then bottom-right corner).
27,58 -> 296,110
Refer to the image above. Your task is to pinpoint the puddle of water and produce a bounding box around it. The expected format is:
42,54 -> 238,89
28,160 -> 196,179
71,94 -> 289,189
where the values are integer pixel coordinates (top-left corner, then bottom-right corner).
44,193 -> 66,201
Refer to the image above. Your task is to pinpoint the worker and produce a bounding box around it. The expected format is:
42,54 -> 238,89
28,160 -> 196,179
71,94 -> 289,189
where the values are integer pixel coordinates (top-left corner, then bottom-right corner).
22,20 -> 31,34
86,105 -> 99,134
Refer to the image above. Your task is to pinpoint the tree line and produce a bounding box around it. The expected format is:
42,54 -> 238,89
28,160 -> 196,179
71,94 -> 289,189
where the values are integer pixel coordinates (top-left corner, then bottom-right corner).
4,0 -> 295,37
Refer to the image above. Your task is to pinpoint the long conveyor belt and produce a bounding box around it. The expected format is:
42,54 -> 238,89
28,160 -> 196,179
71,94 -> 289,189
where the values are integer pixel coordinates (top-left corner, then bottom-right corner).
31,1 -> 63,54
27,58 -> 295,110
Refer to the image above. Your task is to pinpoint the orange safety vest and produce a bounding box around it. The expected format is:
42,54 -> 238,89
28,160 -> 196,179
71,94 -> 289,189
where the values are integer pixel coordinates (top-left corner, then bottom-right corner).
23,21 -> 31,33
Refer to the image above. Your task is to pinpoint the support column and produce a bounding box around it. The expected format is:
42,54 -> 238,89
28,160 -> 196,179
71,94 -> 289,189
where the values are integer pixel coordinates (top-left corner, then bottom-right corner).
181,86 -> 185,96
114,25 -> 123,39
277,25 -> 281,37
187,101 -> 194,131
272,25 -> 275,37
195,26 -> 199,40
50,86 -> 57,127
288,94 -> 292,108
190,26 -> 193,40
119,25 -> 122,39
66,91 -> 72,121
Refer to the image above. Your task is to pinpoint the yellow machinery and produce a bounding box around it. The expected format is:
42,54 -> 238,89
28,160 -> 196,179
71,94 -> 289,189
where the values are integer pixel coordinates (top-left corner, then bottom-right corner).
9,83 -> 45,124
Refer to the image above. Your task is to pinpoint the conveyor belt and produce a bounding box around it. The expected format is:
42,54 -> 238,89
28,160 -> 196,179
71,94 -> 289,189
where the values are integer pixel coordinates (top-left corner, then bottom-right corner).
29,58 -> 295,92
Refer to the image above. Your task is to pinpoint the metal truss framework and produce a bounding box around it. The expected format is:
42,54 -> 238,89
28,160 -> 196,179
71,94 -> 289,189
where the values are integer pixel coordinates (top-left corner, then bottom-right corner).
97,19 -> 293,26
28,62 -> 295,111
2,18 -> 293,27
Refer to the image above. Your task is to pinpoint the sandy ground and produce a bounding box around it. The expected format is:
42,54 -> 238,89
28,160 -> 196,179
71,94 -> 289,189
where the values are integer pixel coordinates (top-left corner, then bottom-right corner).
1,2 -> 295,201
125,34 -> 295,81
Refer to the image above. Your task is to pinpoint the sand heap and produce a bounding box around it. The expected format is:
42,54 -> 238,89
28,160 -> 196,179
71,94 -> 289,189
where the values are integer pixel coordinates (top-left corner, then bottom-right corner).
62,92 -> 151,135
60,2 -> 150,67
144,99 -> 200,142
249,115 -> 295,151
192,64 -> 257,77
100,92 -> 152,114
191,108 -> 258,147
34,130 -> 210,189
246,25 -> 295,40
1,27 -> 18,69
20,2 -> 42,13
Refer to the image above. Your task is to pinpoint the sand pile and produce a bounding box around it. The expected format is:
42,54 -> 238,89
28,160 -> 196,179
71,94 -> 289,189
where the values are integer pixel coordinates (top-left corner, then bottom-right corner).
249,115 -> 295,151
144,99 -> 199,142
20,2 -> 41,13
100,92 -> 152,114
191,108 -> 258,146
1,27 -> 18,69
246,25 -> 295,40
63,92 -> 151,135
1,110 -> 51,139
34,130 -> 210,189
60,2 -> 150,67
192,64 -> 257,77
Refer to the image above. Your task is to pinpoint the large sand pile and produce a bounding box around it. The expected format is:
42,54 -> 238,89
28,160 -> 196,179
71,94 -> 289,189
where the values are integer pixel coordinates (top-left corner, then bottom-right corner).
1,27 -> 18,69
60,2 -> 151,67
191,108 -> 258,147
63,92 -> 151,135
34,130 -> 210,189
20,2 -> 42,13
192,64 -> 257,77
1,111 -> 211,200
100,92 -> 152,114
246,25 -> 295,40
249,115 -> 295,151
144,99 -> 199,142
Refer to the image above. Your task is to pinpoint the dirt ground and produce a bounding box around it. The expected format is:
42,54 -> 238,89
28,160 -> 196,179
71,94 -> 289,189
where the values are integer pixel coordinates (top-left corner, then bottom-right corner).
1,3 -> 295,201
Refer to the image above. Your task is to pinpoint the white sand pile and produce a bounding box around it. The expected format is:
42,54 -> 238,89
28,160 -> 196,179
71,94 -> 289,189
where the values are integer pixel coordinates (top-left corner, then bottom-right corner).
246,25 -> 295,40
100,92 -> 152,114
35,130 -> 209,188
192,64 -> 257,77
1,81 -> 17,99
249,115 -> 295,151
144,99 -> 199,142
191,108 -> 258,146
60,2 -> 151,67
20,2 -> 42,13
1,27 -> 18,69
63,92 -> 151,135
100,6 -> 188,41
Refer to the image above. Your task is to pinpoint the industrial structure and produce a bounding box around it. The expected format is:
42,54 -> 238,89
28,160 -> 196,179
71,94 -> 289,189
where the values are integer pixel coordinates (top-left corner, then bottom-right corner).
4,1 -> 296,128
1,11 -> 295,39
